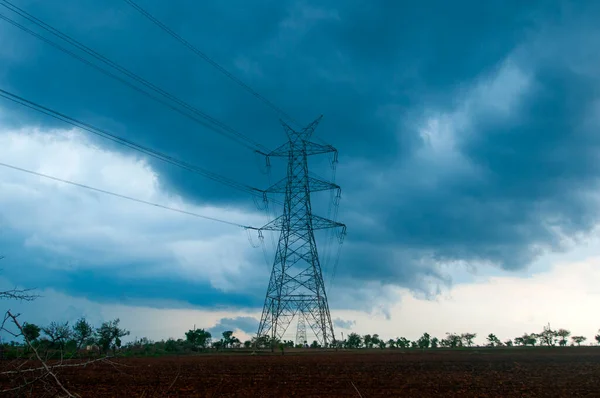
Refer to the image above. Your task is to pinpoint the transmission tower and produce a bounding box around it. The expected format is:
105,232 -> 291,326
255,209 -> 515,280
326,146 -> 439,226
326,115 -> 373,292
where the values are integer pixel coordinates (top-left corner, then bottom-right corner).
256,116 -> 345,348
295,312 -> 307,347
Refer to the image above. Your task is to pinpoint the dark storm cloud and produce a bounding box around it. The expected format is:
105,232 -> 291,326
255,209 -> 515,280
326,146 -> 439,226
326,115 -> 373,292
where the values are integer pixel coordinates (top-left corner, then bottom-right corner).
339,62 -> 600,286
2,0 -> 600,308
0,0 -> 540,190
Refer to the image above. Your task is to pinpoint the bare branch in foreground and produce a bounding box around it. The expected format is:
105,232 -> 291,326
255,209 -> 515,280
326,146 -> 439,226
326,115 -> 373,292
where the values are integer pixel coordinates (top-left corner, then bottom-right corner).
0,355 -> 118,375
1,310 -> 133,396
0,288 -> 40,302
4,310 -> 79,397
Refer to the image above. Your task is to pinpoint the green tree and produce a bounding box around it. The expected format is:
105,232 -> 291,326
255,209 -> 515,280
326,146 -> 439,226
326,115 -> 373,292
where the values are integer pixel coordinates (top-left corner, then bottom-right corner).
395,337 -> 410,349
526,333 -> 538,346
222,330 -> 234,348
165,338 -> 178,352
378,340 -> 386,349
139,337 -> 152,345
72,317 -> 95,350
372,334 -> 381,347
310,340 -> 320,348
571,336 -> 587,346
513,336 -> 525,346
387,339 -> 396,348
42,321 -> 72,350
517,333 -> 537,346
22,323 -> 41,343
213,340 -> 224,350
345,333 -> 362,348
430,337 -> 439,348
443,333 -> 462,348
461,333 -> 476,347
557,329 -> 571,347
539,325 -> 558,346
185,328 -> 212,349
363,334 -> 373,348
487,334 -> 502,347
251,335 -> 273,349
417,333 -> 431,349
504,339 -> 513,347
595,330 -> 600,345
96,319 -> 130,354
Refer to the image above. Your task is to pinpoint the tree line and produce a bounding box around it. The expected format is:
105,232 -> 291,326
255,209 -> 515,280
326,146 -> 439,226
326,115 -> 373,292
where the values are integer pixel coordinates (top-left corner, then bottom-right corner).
3,317 -> 130,358
338,325 -> 596,349
173,325 -> 600,351
5,320 -> 600,358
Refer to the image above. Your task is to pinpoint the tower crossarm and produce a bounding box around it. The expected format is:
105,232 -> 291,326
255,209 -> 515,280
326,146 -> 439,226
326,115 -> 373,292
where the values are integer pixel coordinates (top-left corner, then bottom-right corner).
262,176 -> 340,194
310,214 -> 346,231
256,142 -> 290,158
257,214 -> 345,232
302,140 -> 337,156
257,215 -> 286,231
257,140 -> 336,158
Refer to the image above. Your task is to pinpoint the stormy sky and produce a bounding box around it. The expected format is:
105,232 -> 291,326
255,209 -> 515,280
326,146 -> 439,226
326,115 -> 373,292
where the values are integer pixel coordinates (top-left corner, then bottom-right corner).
1,0 -> 600,343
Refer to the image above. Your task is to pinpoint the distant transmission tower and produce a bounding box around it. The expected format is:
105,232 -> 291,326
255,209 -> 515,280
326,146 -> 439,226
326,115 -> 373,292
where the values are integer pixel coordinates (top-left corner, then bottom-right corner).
256,116 -> 345,348
295,312 -> 307,347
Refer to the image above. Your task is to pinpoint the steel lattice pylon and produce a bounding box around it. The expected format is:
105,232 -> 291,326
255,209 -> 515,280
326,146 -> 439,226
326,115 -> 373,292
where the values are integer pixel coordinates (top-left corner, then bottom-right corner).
295,312 -> 307,347
256,116 -> 345,348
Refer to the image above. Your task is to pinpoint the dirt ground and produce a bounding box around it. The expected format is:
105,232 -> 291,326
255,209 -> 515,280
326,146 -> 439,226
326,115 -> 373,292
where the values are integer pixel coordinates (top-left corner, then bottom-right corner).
2,347 -> 599,397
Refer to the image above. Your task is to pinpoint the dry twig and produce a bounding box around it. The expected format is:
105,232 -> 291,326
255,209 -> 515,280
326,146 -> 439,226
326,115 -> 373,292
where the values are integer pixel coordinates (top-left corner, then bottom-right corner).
166,367 -> 181,392
0,288 -> 40,301
4,310 -> 79,397
351,380 -> 364,397
1,355 -> 118,375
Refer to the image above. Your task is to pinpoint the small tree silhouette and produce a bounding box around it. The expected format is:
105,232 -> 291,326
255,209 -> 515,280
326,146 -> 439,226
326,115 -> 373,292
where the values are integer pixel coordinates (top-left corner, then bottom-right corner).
557,329 -> 571,347
571,336 -> 587,346
461,333 -> 476,347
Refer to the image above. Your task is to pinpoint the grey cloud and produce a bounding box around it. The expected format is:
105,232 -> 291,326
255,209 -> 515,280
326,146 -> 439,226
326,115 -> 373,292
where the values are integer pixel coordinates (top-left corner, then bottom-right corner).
208,316 -> 260,336
2,0 -> 600,310
333,318 -> 355,329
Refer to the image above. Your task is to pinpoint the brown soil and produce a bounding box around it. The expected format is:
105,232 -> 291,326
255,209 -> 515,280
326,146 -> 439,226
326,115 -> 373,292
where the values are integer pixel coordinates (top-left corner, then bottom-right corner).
2,347 -> 599,397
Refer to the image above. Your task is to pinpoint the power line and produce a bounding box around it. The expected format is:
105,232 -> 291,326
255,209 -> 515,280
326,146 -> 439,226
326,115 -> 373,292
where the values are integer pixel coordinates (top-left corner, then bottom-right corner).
0,1 -> 269,153
124,0 -> 333,146
0,87 -> 275,201
123,0 -> 302,127
0,161 -> 255,229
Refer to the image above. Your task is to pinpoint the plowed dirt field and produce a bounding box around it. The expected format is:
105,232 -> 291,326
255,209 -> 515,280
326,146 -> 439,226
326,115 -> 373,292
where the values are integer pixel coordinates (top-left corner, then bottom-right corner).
2,348 -> 599,397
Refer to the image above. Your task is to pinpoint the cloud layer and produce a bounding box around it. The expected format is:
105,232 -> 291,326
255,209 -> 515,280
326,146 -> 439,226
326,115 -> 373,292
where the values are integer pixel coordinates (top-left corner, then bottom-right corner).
0,127 -> 270,307
5,248 -> 600,345
1,0 -> 600,317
